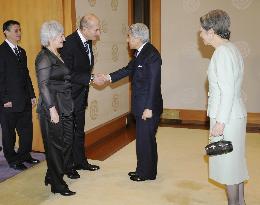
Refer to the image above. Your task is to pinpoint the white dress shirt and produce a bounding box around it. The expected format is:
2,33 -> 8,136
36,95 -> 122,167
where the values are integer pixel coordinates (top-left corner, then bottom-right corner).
77,29 -> 91,64
5,39 -> 19,54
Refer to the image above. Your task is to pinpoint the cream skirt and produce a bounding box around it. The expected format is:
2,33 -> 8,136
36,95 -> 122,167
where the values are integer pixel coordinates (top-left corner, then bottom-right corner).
209,118 -> 249,185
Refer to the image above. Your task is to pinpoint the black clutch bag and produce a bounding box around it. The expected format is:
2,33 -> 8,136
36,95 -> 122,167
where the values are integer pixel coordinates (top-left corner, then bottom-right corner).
205,136 -> 233,156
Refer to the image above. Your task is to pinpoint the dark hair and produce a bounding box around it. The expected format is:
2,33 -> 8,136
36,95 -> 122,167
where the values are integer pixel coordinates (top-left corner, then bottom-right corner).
3,20 -> 20,32
200,9 -> 231,40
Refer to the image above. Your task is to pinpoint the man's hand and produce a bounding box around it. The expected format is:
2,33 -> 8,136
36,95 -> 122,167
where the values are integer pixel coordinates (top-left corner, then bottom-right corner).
93,73 -> 111,85
210,122 -> 225,137
3,102 -> 12,108
31,98 -> 37,108
93,73 -> 105,86
142,109 -> 152,120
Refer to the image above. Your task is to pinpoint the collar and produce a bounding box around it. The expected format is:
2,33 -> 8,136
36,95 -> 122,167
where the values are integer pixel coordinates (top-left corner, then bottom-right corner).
5,39 -> 18,50
77,29 -> 88,44
136,42 -> 147,56
137,42 -> 147,53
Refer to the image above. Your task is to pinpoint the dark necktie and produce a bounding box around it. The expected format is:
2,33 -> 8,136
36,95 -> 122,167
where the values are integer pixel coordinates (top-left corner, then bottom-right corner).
83,41 -> 91,64
14,47 -> 21,62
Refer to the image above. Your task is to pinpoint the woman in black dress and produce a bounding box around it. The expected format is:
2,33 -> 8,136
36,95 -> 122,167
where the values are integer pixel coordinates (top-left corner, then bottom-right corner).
35,20 -> 75,196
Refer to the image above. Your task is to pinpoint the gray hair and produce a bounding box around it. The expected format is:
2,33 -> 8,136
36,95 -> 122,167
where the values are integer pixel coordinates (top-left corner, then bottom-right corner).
200,9 -> 231,40
128,23 -> 149,43
40,20 -> 64,47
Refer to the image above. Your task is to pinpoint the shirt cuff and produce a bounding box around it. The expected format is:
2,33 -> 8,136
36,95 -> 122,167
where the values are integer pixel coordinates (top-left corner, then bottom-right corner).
107,74 -> 112,83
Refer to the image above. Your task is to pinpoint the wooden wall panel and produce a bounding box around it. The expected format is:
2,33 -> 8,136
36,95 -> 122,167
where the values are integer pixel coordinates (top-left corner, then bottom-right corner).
162,109 -> 260,126
0,0 -> 74,151
150,0 -> 161,52
128,0 -> 134,26
62,0 -> 76,36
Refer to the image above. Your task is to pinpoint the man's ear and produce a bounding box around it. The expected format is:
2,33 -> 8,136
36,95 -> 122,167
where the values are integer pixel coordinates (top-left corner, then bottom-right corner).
3,30 -> 8,37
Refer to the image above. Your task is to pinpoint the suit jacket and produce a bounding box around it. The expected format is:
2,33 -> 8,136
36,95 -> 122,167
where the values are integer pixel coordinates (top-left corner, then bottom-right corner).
0,41 -> 35,112
35,48 -> 73,118
207,42 -> 247,124
110,43 -> 163,117
60,31 -> 94,112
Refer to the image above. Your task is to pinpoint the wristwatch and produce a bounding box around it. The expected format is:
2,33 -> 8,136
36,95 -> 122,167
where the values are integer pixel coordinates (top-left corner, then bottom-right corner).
90,74 -> 95,83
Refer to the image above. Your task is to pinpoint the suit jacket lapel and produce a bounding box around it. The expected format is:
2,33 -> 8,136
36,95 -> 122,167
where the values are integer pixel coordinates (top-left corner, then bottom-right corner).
89,41 -> 94,66
3,41 -> 19,61
74,31 -> 93,65
134,43 -> 150,65
74,32 -> 87,54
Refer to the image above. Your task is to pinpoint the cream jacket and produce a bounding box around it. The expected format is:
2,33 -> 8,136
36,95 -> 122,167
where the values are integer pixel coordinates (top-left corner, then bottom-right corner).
207,42 -> 247,124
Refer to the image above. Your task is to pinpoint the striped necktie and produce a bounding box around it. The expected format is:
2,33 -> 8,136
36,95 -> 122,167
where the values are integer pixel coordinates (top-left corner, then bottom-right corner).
14,47 -> 21,62
83,41 -> 91,64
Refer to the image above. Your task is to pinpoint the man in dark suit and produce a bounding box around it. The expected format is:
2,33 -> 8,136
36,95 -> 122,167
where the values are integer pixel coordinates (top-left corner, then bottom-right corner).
60,14 -> 101,177
101,23 -> 163,181
0,20 -> 39,170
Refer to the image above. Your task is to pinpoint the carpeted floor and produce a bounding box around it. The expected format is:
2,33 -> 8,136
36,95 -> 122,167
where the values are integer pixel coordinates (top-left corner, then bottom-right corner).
0,123 -> 46,183
0,127 -> 259,205
0,152 -> 45,182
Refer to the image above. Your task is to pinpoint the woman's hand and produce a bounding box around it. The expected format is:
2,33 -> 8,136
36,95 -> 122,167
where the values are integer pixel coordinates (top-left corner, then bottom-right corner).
210,122 -> 225,137
31,98 -> 37,108
142,109 -> 152,120
3,102 -> 12,107
49,106 -> 59,124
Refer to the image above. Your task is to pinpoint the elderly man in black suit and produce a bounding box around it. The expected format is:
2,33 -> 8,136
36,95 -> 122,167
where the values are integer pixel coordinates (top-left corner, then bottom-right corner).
60,14 -> 101,178
100,23 -> 163,182
0,20 -> 39,170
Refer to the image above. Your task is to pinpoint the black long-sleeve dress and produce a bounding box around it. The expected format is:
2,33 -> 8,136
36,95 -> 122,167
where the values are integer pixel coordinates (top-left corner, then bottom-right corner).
35,48 -> 74,191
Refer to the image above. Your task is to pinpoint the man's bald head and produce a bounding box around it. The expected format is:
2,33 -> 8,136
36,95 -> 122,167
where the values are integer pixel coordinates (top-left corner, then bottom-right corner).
79,13 -> 100,30
79,13 -> 101,41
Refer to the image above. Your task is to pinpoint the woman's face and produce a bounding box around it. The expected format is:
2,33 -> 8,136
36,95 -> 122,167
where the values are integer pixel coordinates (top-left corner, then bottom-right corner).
199,27 -> 212,45
50,33 -> 65,49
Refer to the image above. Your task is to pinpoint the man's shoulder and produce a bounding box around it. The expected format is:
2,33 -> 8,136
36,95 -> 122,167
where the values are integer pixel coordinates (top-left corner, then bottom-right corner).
63,31 -> 81,51
65,31 -> 79,42
0,41 -> 7,50
0,41 -> 4,47
144,43 -> 161,60
0,42 -> 9,56
147,43 -> 160,54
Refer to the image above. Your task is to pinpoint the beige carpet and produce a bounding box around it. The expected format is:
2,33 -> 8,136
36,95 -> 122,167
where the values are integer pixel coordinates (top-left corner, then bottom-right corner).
0,127 -> 259,205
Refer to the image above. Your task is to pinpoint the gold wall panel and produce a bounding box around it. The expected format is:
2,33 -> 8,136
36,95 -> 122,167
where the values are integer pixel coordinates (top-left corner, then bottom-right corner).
0,0 -> 75,151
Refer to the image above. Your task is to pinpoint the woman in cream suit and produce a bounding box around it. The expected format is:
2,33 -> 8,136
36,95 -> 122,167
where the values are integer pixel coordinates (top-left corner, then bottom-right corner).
200,10 -> 249,205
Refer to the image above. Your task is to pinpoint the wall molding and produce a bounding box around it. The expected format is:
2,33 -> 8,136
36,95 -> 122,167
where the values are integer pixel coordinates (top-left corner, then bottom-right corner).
85,113 -> 128,150
161,108 -> 260,126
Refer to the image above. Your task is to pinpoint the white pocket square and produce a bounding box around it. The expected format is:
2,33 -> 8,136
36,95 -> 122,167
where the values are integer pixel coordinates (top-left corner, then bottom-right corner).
138,65 -> 142,68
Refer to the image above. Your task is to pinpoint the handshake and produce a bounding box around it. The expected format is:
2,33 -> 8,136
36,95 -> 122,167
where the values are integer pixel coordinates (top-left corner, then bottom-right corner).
92,73 -> 111,86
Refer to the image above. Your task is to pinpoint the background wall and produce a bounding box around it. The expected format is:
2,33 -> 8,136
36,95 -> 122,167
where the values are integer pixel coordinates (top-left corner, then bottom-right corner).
161,0 -> 260,113
75,0 -> 130,131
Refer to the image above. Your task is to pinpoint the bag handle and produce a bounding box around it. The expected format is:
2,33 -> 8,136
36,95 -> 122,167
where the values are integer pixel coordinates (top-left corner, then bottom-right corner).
208,134 -> 224,143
